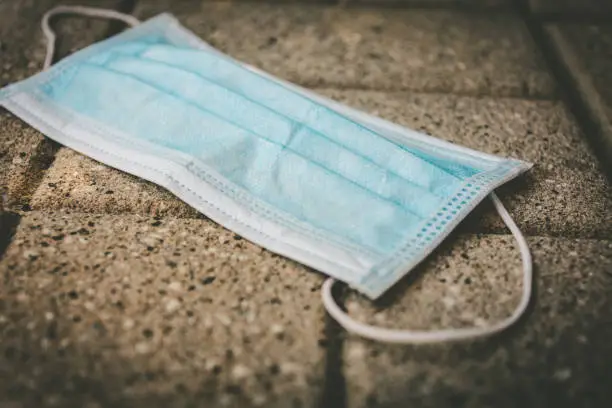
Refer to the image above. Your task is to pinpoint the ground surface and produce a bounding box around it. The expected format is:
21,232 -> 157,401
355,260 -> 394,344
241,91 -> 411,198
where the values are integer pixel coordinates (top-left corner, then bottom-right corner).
1,0 -> 611,407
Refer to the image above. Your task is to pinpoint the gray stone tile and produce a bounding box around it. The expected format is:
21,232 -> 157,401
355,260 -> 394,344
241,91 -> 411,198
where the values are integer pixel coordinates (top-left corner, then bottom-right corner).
545,24 -> 612,172
134,1 -> 555,97
0,212 -> 327,408
556,25 -> 612,122
0,0 -> 122,87
31,148 -> 199,217
529,0 -> 612,15
320,89 -> 612,238
346,0 -> 450,4
350,0 -> 509,7
341,234 -> 612,408
457,0 -> 509,5
0,113 -> 56,209
0,0 -> 123,208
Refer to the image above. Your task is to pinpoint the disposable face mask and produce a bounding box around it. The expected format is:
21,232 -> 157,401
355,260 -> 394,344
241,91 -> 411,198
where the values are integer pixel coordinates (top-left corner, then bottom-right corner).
0,6 -> 533,344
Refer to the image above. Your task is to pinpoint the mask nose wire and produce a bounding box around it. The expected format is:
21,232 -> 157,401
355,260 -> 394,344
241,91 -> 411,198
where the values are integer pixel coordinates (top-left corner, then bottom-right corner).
321,191 -> 533,344
42,5 -> 141,70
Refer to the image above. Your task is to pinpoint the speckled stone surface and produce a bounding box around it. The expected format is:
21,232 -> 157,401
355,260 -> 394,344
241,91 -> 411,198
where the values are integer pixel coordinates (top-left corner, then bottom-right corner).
0,0 -> 120,87
350,0 -> 509,7
0,212 -> 327,408
458,0 -> 509,6
1,1 -> 612,407
134,1 -> 555,98
529,0 -> 612,14
31,149 -> 200,218
554,25 -> 612,121
342,234 -> 612,407
0,114 -> 56,209
0,0 -> 120,208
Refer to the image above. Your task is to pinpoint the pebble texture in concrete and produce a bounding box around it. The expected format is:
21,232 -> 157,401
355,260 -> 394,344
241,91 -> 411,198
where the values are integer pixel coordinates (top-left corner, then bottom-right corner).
31,149 -> 200,218
529,0 -> 612,14
2,1 -> 612,407
349,0 -> 509,7
0,0 -> 119,87
342,234 -> 612,407
0,114 -> 56,209
554,25 -> 612,121
134,1 -> 555,97
0,212 -> 327,408
0,0 -> 121,207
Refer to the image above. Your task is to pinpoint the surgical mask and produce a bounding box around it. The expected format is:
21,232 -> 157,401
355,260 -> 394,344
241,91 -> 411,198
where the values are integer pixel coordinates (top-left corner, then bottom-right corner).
0,6 -> 533,344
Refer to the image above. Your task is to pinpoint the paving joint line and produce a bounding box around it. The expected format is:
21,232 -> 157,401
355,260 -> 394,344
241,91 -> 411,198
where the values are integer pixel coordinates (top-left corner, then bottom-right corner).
0,211 -> 20,260
17,0 -> 139,206
513,0 -> 612,182
103,0 -> 138,38
0,0 -> 141,255
339,1 -> 513,12
523,11 -> 612,24
319,282 -> 348,408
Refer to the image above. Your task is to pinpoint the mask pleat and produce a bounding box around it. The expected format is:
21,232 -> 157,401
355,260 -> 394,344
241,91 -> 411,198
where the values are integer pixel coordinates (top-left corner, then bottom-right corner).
104,53 -> 446,216
138,43 -> 466,192
42,62 -> 424,252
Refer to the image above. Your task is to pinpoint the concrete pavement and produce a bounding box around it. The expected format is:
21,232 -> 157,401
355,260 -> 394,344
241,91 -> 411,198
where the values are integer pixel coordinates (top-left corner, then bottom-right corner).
1,0 -> 611,407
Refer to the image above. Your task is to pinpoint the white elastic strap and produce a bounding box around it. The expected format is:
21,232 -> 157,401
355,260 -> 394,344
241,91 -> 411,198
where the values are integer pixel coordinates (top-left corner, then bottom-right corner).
42,5 -> 141,70
322,192 -> 533,344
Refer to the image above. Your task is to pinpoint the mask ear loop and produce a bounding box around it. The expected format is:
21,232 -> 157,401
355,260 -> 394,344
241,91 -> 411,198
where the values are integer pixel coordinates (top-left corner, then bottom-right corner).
321,192 -> 532,344
42,5 -> 141,70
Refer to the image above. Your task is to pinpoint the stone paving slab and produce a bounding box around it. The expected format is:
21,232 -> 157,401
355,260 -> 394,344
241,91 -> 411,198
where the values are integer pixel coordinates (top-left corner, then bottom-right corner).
0,0 -> 121,87
553,25 -> 612,125
31,148 -> 200,218
0,114 -> 56,210
0,211 -> 327,408
32,89 -> 612,239
544,24 -> 612,173
349,0 -> 509,7
341,234 -> 612,407
134,1 -> 555,98
0,0 -> 122,208
529,0 -> 612,15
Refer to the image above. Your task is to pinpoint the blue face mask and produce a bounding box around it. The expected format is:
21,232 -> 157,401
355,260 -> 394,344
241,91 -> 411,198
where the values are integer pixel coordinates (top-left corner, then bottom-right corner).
0,6 -> 533,343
